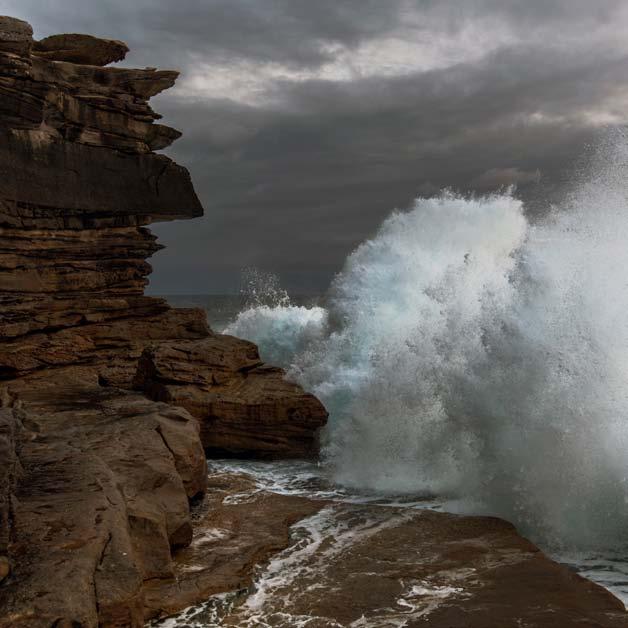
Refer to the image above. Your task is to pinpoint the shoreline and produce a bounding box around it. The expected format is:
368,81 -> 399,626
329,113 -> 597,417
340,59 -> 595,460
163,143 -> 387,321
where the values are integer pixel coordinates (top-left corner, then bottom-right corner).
151,457 -> 628,627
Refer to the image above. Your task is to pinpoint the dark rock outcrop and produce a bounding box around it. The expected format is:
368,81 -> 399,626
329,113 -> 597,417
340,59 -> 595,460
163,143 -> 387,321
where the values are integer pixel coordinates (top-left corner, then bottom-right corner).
32,33 -> 129,66
135,337 -> 328,457
0,15 -> 327,627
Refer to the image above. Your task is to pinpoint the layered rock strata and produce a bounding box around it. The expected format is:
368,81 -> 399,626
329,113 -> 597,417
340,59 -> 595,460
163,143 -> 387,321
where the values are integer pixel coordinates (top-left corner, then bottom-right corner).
0,15 -> 327,627
135,337 -> 327,457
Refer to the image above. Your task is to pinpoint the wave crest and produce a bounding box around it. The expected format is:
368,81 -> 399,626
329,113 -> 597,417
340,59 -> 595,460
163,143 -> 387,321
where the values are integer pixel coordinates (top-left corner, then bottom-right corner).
226,134 -> 628,549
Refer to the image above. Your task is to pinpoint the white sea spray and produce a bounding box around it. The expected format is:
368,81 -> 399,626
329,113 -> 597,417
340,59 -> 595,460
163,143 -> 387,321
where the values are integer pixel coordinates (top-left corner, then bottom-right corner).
227,132 -> 628,551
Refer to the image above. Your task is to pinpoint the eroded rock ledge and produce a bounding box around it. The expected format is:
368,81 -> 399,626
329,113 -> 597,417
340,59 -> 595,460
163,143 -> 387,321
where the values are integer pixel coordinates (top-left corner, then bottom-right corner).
0,15 -> 327,627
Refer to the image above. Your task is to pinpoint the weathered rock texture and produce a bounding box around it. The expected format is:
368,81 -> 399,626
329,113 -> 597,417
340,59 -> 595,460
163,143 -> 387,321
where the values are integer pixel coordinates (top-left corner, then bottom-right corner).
0,15 -> 327,627
135,337 -> 327,457
0,369 -> 207,627
32,33 -> 129,66
151,468 -> 628,628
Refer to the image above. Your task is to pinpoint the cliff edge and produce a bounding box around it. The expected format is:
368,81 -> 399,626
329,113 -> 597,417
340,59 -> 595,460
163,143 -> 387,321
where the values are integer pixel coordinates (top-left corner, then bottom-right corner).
0,16 -> 327,627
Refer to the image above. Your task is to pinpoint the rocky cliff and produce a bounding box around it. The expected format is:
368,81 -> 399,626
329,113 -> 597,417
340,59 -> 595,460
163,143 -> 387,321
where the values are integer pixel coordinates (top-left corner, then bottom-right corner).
0,16 -> 327,627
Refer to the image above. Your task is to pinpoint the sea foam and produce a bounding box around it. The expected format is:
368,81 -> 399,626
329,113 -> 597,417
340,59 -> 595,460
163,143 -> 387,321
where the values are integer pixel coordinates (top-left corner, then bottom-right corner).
226,131 -> 628,550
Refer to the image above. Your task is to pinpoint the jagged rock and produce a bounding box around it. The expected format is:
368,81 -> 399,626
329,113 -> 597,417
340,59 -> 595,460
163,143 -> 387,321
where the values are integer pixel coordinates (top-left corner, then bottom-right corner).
32,33 -> 128,66
0,47 -> 184,154
0,16 -> 32,56
135,337 -> 329,457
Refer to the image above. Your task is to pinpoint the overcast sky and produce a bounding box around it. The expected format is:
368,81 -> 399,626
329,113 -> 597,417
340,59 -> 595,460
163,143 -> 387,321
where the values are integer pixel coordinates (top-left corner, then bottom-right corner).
5,1 -> 628,293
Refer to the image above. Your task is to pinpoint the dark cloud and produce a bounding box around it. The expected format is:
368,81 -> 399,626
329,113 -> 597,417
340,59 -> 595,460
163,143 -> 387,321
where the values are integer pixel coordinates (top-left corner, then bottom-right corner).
3,0 -> 404,69
5,1 -> 628,293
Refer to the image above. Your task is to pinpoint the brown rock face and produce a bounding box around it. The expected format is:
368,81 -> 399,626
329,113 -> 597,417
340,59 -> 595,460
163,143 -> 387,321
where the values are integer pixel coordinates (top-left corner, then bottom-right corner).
0,370 -> 207,628
0,16 -> 32,56
0,15 -> 327,627
135,337 -> 328,457
32,33 -> 129,66
0,11 -> 323,440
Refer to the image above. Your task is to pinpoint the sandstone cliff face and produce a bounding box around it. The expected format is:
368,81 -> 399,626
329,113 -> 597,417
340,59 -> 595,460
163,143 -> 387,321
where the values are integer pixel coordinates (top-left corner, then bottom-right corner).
0,16 -> 327,627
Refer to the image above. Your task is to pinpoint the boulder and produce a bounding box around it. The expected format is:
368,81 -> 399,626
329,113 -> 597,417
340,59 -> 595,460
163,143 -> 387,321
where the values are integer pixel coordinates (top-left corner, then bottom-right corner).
0,16 -> 32,55
33,33 -> 128,66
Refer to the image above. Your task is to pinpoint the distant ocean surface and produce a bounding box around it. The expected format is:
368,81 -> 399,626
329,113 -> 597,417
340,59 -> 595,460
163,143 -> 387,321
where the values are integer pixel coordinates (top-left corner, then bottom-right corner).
161,294 -> 322,333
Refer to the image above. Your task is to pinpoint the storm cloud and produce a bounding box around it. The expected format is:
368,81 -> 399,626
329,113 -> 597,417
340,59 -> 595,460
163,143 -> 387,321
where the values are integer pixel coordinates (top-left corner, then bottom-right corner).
6,1 -> 628,292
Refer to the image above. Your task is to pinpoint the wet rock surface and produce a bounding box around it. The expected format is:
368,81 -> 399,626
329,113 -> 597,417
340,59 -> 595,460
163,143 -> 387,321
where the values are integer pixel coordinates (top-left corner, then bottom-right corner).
156,467 -> 628,628
145,472 -> 322,619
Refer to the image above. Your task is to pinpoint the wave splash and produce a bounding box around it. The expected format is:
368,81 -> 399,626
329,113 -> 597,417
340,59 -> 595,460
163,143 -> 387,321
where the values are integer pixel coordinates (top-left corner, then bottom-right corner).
226,133 -> 628,549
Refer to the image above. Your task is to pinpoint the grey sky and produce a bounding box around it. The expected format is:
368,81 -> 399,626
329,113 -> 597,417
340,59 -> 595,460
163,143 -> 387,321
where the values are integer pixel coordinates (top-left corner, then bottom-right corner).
5,1 -> 628,293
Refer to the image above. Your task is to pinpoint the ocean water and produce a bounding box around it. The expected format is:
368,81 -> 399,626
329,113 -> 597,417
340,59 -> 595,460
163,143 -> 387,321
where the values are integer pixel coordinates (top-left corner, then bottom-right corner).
161,131 -> 628,610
